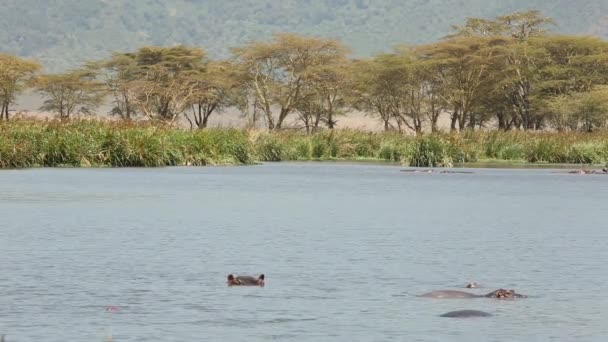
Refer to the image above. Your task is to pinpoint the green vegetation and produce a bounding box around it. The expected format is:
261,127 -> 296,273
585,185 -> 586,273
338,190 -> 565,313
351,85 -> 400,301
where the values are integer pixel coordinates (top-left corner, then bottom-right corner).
2,10 -> 608,169
0,53 -> 40,119
2,119 -> 607,169
0,120 -> 255,168
3,11 -> 608,134
3,1 -> 608,72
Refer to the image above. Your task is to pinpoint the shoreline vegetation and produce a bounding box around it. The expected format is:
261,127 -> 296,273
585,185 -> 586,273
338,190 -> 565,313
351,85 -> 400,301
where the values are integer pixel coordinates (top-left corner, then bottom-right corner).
1,119 -> 607,169
2,11 -> 608,169
2,11 -> 608,134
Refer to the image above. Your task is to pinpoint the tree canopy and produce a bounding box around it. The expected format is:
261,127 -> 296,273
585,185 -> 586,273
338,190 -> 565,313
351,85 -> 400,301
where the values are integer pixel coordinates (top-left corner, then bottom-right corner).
3,10 -> 608,133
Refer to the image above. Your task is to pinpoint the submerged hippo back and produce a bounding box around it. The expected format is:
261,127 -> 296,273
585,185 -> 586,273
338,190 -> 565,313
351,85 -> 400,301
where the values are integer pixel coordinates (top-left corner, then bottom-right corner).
419,290 -> 481,298
235,276 -> 259,285
440,310 -> 493,318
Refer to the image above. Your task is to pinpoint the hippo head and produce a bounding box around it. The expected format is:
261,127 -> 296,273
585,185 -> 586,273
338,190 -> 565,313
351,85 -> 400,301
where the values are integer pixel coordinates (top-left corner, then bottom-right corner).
227,274 -> 239,285
257,274 -> 265,286
485,289 -> 527,299
465,282 -> 479,289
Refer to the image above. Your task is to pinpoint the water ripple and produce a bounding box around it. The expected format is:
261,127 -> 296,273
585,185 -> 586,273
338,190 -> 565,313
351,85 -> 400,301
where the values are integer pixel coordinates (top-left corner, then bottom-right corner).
1,164 -> 608,341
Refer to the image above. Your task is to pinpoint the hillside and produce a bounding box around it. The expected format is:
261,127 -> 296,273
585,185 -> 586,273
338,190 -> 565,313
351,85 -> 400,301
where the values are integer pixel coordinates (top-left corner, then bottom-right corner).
2,0 -> 608,72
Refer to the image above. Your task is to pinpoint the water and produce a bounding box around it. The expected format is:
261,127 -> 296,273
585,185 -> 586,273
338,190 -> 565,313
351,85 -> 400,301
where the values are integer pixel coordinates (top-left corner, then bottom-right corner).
1,162 -> 607,341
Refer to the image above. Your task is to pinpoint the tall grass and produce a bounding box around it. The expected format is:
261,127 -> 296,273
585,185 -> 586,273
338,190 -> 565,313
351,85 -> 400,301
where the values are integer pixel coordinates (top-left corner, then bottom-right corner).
1,119 -> 607,168
0,119 -> 255,168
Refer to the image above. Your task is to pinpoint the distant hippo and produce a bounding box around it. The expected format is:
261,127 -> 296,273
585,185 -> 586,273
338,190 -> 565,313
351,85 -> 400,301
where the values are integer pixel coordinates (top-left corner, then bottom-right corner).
440,310 -> 493,318
568,169 -> 608,175
465,282 -> 479,289
401,169 -> 434,173
400,169 -> 474,174
419,289 -> 527,299
569,170 -> 592,175
227,274 -> 265,287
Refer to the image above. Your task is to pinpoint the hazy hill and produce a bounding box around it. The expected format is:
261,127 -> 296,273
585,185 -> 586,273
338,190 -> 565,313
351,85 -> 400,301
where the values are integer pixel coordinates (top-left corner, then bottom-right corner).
2,0 -> 608,71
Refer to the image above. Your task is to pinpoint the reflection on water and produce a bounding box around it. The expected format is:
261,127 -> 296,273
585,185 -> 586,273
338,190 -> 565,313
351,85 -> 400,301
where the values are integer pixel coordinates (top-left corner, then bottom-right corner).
1,163 -> 607,341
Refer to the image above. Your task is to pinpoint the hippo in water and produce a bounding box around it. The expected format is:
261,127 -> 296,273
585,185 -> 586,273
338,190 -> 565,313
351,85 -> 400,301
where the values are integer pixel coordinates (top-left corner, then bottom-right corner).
465,282 -> 479,289
568,168 -> 608,175
400,169 -> 474,174
440,310 -> 493,318
227,274 -> 265,287
419,289 -> 527,299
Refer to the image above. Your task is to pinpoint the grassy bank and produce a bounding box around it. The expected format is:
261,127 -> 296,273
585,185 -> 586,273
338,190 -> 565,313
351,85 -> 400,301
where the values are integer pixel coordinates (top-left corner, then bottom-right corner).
1,119 -> 608,168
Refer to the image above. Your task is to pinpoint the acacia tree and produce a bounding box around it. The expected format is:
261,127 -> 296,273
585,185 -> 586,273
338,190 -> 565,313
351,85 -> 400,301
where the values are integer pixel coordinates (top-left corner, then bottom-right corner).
407,58 -> 445,133
294,60 -> 351,132
93,53 -> 140,120
449,10 -> 554,41
388,55 -> 428,134
448,10 -> 555,130
350,52 -> 442,134
535,36 -> 608,95
544,95 -> 578,131
294,85 -> 325,132
0,54 -> 41,120
574,87 -> 608,132
36,69 -> 104,120
95,46 -> 206,124
536,36 -> 608,131
231,84 -> 265,129
350,57 -> 399,131
416,37 -> 502,131
184,60 -> 240,129
232,33 -> 348,130
396,54 -> 446,133
131,46 -> 205,124
545,86 -> 608,132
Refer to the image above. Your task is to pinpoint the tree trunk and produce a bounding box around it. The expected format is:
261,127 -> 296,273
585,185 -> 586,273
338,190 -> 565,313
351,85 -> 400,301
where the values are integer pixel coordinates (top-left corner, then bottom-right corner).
306,115 -> 312,133
59,102 -> 66,120
314,111 -> 321,130
275,107 -> 290,129
124,95 -> 132,121
467,114 -> 476,130
458,111 -> 467,131
415,122 -> 422,135
327,114 -> 335,129
262,102 -> 275,130
303,115 -> 311,134
202,103 -> 217,129
193,104 -> 202,128
395,116 -> 403,133
450,108 -> 459,132
430,114 -> 439,133
497,111 -> 506,131
327,95 -> 335,129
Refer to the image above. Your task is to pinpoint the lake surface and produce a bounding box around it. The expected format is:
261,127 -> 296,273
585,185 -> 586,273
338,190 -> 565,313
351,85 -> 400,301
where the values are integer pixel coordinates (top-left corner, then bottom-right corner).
1,162 -> 607,341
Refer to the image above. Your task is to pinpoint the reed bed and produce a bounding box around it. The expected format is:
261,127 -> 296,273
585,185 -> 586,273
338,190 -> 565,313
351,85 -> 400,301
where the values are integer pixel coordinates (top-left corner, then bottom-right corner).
1,119 -> 607,168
